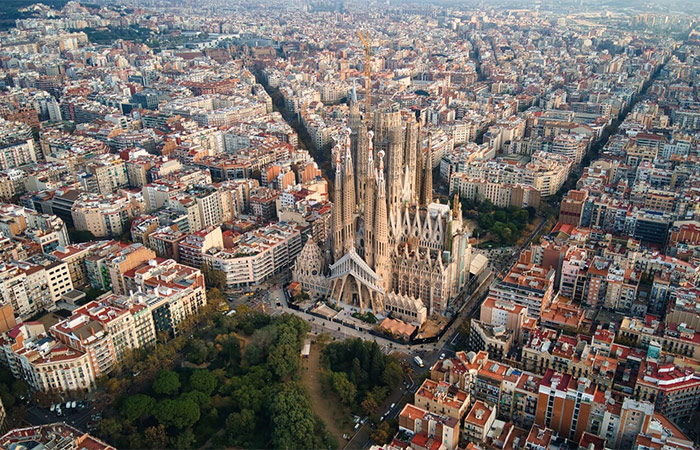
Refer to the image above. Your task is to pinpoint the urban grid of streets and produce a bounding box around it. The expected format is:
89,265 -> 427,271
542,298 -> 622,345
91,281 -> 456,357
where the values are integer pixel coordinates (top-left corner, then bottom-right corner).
0,0 -> 699,449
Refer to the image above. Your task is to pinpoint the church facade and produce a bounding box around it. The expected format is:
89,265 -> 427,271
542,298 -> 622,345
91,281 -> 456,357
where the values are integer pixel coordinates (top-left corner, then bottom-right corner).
292,105 -> 472,326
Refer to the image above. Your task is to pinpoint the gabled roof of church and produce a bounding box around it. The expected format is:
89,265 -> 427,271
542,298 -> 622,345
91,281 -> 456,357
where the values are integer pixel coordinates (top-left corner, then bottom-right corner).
329,247 -> 385,294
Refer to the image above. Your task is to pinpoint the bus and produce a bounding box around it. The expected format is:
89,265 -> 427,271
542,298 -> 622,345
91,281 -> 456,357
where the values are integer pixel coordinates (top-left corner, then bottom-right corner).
414,356 -> 424,367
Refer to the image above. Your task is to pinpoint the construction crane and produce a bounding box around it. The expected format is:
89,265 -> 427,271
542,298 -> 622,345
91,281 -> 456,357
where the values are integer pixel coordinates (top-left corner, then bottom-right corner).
357,30 -> 372,125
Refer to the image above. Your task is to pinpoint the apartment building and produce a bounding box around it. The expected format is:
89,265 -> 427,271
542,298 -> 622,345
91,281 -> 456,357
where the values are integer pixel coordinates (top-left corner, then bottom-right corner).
468,320 -> 514,361
463,400 -> 496,444
634,359 -> 700,424
51,245 -> 90,289
0,263 -> 50,320
429,350 -> 489,392
249,187 -> 280,221
474,361 -> 514,407
535,368 -> 597,442
79,154 -> 128,195
512,372 -> 542,429
71,193 -> 137,238
148,228 -> 187,261
414,379 -> 470,421
84,240 -> 126,291
178,226 -> 223,268
634,412 -> 695,450
0,322 -> 95,392
398,403 -> 460,450
122,258 -> 207,336
0,423 -> 114,450
479,297 -> 528,343
205,222 -> 302,289
50,310 -> 118,378
0,119 -> 36,170
488,254 -> 556,319
521,329 -> 557,374
106,243 -> 156,296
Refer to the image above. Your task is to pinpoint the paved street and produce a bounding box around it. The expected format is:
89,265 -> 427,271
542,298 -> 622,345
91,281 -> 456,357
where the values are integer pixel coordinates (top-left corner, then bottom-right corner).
26,403 -> 93,432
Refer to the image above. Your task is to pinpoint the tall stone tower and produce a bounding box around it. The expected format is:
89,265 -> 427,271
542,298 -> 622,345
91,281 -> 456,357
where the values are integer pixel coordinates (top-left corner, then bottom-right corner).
386,118 -> 404,211
355,121 -> 369,208
374,150 -> 390,292
342,129 -> 356,253
420,132 -> 433,206
331,145 -> 344,261
414,122 -> 423,204
363,131 -> 376,267
403,117 -> 419,202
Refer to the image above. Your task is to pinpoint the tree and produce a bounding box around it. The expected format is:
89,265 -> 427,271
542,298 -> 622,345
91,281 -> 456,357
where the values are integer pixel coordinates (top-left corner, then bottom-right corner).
153,399 -> 176,426
381,360 -> 403,387
361,395 -> 379,415
171,397 -> 201,429
514,209 -> 529,225
330,371 -> 357,405
182,390 -> 211,409
154,397 -> 200,429
121,394 -> 155,422
144,425 -> 168,449
189,370 -> 217,396
370,421 -> 392,444
218,335 -> 241,366
185,339 -> 210,365
230,383 -> 265,413
269,383 -> 322,450
170,429 -> 196,449
478,212 -> 494,229
98,418 -> 123,442
202,262 -> 227,290
226,408 -> 256,444
153,369 -> 180,396
207,287 -> 226,310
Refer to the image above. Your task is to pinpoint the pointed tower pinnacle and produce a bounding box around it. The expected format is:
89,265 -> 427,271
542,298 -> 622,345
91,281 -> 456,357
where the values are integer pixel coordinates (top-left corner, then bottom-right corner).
420,132 -> 433,206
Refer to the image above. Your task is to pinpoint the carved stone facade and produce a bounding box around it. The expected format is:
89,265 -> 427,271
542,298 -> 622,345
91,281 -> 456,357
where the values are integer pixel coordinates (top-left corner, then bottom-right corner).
293,104 -> 473,325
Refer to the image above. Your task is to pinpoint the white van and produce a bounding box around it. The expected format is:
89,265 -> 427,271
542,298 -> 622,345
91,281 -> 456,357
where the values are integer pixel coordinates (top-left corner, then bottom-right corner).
414,356 -> 424,367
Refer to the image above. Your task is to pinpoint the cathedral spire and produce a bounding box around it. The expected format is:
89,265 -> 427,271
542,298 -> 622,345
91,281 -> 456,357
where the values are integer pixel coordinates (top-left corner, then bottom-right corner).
342,128 -> 356,252
374,149 -> 390,292
403,117 -> 418,203
364,130 -> 376,267
332,145 -> 343,261
414,121 -> 423,204
420,132 -> 433,206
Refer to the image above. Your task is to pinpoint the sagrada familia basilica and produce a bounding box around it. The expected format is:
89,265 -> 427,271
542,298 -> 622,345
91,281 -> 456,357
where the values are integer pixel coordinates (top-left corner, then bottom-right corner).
292,102 -> 473,326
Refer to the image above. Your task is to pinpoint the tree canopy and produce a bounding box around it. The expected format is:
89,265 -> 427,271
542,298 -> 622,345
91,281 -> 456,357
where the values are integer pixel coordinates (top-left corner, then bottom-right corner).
323,338 -> 403,411
152,369 -> 180,396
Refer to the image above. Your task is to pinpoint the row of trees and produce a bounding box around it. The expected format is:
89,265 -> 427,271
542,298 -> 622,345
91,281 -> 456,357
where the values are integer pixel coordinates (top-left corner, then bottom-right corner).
323,339 -> 403,416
